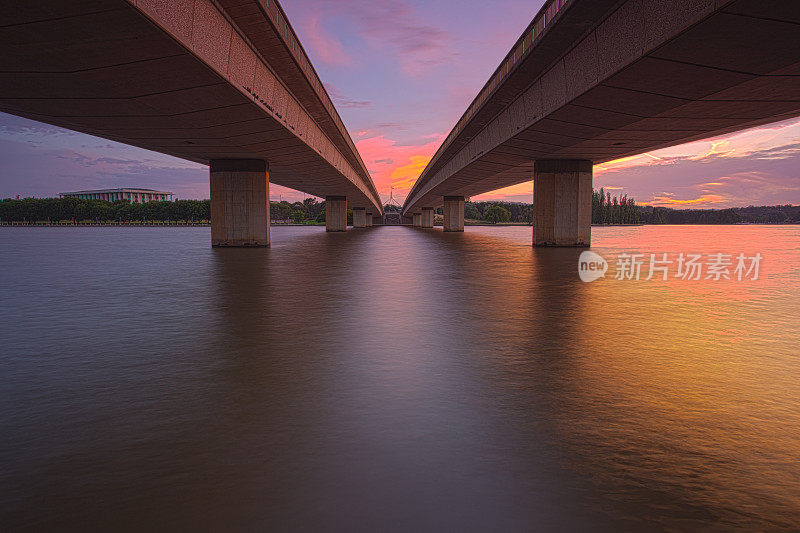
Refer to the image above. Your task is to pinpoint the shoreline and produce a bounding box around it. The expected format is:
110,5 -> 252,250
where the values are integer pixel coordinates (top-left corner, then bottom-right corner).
2,222 -> 798,228
0,222 -> 326,227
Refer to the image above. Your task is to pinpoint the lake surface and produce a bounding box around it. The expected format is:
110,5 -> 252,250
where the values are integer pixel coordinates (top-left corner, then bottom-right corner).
1,225 -> 799,531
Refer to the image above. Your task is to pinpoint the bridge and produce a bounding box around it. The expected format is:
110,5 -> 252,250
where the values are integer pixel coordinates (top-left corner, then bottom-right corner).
0,0 -> 383,246
402,0 -> 800,244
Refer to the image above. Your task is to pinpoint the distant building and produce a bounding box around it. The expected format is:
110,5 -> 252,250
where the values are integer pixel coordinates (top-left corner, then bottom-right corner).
58,188 -> 173,203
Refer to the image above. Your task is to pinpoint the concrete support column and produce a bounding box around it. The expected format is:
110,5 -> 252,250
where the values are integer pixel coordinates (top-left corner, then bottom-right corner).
443,196 -> 464,232
326,196 -> 347,232
533,160 -> 592,246
421,207 -> 434,228
365,214 -> 374,227
210,159 -> 269,247
353,207 -> 367,228
413,213 -> 422,227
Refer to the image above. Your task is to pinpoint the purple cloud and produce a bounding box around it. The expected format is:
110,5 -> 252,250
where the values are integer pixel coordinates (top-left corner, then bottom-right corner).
297,0 -> 453,77
325,85 -> 373,108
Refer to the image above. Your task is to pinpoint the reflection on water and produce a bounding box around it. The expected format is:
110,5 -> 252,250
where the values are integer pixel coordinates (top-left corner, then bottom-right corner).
1,225 -> 798,531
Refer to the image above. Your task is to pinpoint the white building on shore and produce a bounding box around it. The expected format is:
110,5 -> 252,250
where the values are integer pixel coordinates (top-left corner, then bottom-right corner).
59,188 -> 173,203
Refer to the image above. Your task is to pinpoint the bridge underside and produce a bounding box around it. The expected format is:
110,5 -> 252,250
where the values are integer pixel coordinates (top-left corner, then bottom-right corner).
404,0 -> 800,214
0,0 -> 382,214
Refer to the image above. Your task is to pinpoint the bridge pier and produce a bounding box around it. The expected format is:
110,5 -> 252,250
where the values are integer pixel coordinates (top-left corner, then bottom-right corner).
353,207 -> 367,228
366,213 -> 374,227
326,196 -> 347,232
210,159 -> 269,247
533,160 -> 592,247
421,207 -> 434,228
443,196 -> 465,232
413,213 -> 422,227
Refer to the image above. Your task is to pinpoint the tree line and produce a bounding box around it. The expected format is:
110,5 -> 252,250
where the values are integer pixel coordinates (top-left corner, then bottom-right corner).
270,198 -> 326,223
0,197 -> 333,224
3,194 -> 798,225
637,205 -> 742,224
0,197 -> 210,223
592,188 -> 640,224
636,204 -> 800,224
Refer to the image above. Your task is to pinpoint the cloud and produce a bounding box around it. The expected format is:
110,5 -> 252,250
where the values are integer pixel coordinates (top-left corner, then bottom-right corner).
325,85 -> 372,109
355,133 -> 444,200
631,167 -> 800,208
743,142 -> 800,161
649,194 -> 727,207
0,138 -> 207,199
579,118 -> 800,208
597,118 -> 800,176
469,119 -> 800,206
347,0 -> 451,76
298,0 -> 452,77
301,15 -> 353,67
0,114 -> 78,138
391,155 -> 431,190
472,182 -> 532,202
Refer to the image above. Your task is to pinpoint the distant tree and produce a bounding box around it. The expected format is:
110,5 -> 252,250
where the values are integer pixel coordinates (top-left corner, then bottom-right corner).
303,198 -> 324,220
464,202 -> 482,220
484,205 -> 511,224
522,206 -> 533,224
765,210 -> 788,223
270,201 -> 293,221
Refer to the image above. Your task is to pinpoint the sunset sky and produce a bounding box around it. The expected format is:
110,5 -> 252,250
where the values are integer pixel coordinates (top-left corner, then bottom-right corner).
1,0 -> 799,208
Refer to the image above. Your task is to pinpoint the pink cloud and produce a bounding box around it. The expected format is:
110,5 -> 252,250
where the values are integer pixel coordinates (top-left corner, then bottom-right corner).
636,170 -> 800,207
301,16 -> 353,67
597,117 -> 800,176
296,0 -> 452,78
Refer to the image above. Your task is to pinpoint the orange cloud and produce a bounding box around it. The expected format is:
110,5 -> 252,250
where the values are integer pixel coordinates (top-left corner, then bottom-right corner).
595,152 -> 670,175
355,134 -> 443,201
472,182 -> 531,202
647,194 -> 727,207
391,155 -> 431,190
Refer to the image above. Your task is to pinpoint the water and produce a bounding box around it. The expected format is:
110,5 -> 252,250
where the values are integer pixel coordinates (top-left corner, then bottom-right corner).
1,225 -> 799,531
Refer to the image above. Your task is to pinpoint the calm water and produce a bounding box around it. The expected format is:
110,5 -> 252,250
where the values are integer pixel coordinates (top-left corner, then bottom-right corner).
1,225 -> 799,531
